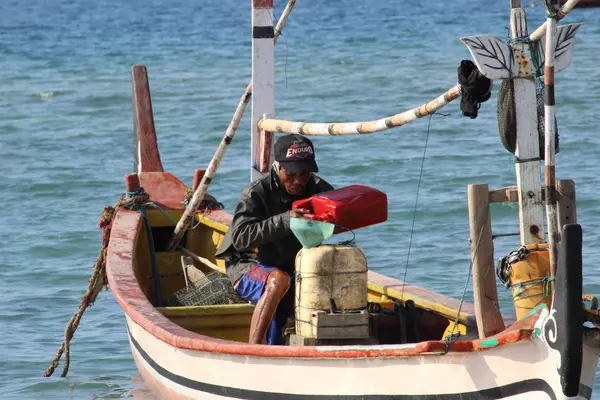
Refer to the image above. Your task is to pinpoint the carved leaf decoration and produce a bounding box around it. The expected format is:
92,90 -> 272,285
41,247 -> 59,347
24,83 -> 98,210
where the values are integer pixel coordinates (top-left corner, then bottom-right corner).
460,35 -> 517,80
534,23 -> 582,76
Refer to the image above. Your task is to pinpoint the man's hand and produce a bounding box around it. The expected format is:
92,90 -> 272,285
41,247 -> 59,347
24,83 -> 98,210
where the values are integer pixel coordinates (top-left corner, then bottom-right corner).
289,208 -> 311,219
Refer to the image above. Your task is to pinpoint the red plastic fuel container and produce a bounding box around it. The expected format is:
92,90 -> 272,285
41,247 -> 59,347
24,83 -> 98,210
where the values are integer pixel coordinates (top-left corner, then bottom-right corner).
292,185 -> 387,233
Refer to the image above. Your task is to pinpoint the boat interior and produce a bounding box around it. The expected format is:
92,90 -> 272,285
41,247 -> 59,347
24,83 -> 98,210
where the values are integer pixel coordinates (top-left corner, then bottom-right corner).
134,208 -> 473,345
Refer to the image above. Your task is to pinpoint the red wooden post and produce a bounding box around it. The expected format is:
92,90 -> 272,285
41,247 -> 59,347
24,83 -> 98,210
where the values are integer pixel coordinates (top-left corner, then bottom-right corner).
125,173 -> 141,193
132,65 -> 164,173
192,169 -> 206,191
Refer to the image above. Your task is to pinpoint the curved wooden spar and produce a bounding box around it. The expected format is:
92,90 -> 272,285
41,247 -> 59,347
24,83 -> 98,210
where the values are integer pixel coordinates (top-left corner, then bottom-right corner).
530,0 -> 581,41
257,85 -> 461,136
166,0 -> 296,251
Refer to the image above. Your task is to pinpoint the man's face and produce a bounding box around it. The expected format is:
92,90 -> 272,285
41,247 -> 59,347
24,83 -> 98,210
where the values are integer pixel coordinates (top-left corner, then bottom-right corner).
278,166 -> 311,196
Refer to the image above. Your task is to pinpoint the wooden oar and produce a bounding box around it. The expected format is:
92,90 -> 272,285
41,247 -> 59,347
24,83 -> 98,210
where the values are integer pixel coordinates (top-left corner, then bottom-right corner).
166,0 -> 296,251
180,247 -> 222,274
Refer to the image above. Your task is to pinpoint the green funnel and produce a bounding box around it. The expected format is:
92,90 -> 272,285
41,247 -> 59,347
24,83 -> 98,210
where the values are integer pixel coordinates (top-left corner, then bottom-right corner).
290,218 -> 335,248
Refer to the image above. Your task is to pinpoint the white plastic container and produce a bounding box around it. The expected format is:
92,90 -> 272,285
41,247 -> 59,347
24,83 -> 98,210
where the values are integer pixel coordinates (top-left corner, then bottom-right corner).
294,245 -> 368,339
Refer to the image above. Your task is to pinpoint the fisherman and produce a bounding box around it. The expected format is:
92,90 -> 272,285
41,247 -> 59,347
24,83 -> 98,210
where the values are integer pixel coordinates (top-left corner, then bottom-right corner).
215,134 -> 333,345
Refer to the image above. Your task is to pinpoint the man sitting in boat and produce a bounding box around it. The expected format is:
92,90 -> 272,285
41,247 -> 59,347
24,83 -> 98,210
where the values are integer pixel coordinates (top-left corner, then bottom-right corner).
215,134 -> 333,345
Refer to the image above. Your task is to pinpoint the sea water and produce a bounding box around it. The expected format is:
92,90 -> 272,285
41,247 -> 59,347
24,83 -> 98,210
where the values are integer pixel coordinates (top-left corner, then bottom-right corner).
1,0 -> 600,398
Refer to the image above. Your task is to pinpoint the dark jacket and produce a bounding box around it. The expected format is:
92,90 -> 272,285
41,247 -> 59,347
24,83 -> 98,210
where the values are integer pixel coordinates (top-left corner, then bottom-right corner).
215,168 -> 333,284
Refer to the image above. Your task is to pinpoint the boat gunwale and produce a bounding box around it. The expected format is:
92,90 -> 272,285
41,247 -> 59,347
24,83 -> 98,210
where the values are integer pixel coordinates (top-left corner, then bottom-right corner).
106,208 -> 537,359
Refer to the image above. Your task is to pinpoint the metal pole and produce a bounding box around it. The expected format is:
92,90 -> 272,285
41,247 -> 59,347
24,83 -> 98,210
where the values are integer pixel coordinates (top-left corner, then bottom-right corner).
166,0 -> 297,251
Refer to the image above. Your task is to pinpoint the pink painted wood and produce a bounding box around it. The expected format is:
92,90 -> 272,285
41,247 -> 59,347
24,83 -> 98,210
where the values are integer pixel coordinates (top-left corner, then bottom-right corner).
138,172 -> 187,210
132,65 -> 163,173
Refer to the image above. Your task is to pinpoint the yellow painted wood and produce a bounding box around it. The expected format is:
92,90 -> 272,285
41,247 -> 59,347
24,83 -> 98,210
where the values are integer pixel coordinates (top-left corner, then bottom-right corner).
186,225 -> 225,274
169,314 -> 252,330
159,275 -> 187,299
198,216 -> 229,233
155,251 -> 185,274
525,242 -> 549,251
133,222 -> 154,302
159,304 -> 253,342
367,281 -> 471,324
367,292 -> 396,309
146,210 -> 183,227
158,303 -> 255,317
442,320 -> 467,339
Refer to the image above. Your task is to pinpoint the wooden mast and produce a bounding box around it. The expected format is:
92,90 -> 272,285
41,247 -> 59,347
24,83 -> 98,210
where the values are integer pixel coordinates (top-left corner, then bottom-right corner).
461,2 -> 575,246
461,0 -> 581,324
509,1 -> 546,246
251,0 -> 275,182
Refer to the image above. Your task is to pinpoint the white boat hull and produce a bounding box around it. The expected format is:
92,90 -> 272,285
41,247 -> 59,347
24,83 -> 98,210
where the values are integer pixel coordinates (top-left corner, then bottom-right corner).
126,316 -> 599,400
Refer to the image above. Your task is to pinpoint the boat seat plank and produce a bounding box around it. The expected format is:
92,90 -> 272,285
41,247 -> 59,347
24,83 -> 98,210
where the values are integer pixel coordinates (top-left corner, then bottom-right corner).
158,304 -> 253,343
157,303 -> 255,317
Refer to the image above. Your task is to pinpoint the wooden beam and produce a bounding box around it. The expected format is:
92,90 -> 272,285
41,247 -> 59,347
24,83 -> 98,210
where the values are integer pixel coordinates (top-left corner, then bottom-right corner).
510,8 -> 546,245
489,186 -> 518,203
468,184 -> 505,339
557,179 -> 577,236
180,247 -> 223,274
311,310 -> 370,340
489,182 -> 577,210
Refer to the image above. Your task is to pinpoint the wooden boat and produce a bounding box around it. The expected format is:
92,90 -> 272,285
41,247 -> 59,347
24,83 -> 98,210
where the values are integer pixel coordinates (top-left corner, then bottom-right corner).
105,0 -> 600,398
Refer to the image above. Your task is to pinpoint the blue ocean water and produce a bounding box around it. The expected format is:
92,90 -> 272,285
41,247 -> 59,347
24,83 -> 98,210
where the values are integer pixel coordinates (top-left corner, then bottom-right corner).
1,0 -> 599,398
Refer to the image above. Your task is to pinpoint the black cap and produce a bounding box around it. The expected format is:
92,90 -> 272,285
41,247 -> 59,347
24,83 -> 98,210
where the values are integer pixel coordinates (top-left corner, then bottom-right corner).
274,134 -> 318,173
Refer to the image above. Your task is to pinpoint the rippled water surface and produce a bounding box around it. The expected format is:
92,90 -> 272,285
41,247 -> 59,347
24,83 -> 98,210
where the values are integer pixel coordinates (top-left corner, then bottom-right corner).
1,0 -> 600,398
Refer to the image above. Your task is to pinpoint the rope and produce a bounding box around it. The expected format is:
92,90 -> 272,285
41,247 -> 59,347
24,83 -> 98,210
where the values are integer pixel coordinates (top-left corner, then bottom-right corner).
336,224 -> 356,246
167,193 -> 214,230
529,40 -> 544,77
513,275 -> 555,310
508,35 -> 530,45
543,2 -> 559,19
515,156 -> 542,164
43,191 -> 149,378
400,113 -> 434,302
507,27 -> 543,77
